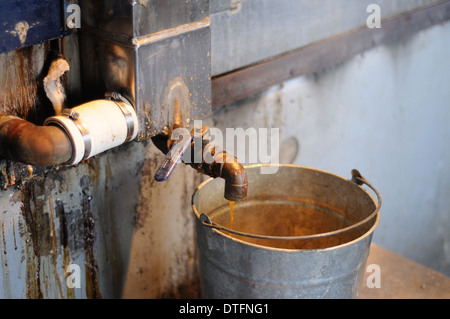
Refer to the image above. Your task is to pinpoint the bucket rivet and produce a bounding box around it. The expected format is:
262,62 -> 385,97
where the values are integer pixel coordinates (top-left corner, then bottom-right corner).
200,213 -> 212,225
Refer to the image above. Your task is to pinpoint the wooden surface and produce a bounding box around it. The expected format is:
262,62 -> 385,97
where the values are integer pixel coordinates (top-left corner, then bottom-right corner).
358,244 -> 450,299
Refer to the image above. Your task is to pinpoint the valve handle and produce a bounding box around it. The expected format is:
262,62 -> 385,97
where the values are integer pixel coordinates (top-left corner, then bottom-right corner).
154,132 -> 193,182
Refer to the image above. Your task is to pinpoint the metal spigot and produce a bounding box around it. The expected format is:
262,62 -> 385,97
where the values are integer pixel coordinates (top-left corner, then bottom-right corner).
152,126 -> 248,201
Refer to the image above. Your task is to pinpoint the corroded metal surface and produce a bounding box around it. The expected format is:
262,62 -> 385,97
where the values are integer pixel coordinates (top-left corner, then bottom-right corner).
0,141 -> 202,298
153,126 -> 248,201
0,114 -> 72,166
0,34 -> 201,298
80,0 -> 212,140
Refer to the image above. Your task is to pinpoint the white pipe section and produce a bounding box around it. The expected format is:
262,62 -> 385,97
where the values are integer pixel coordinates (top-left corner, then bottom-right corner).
44,94 -> 138,165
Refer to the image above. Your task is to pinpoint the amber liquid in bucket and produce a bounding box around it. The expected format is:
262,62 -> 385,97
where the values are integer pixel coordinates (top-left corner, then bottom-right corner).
229,201 -> 234,229
214,199 -> 360,250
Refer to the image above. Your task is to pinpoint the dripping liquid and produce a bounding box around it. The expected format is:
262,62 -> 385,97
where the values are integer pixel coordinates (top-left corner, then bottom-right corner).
229,201 -> 234,235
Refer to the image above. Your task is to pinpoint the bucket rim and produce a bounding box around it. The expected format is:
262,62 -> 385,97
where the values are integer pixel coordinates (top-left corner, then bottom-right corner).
191,164 -> 381,252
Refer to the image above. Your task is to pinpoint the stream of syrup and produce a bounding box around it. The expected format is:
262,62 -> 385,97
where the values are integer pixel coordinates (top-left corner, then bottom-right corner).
229,201 -> 235,232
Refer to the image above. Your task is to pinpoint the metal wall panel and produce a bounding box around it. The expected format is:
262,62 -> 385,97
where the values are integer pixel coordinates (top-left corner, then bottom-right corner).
210,0 -> 443,76
81,0 -> 209,38
80,0 -> 212,140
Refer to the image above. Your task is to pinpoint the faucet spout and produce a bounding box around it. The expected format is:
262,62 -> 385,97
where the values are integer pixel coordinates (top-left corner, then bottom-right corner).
190,147 -> 248,201
222,160 -> 248,201
223,161 -> 248,201
152,126 -> 248,201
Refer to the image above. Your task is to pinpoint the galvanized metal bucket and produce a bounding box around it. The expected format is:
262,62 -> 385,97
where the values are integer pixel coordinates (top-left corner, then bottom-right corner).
191,164 -> 381,299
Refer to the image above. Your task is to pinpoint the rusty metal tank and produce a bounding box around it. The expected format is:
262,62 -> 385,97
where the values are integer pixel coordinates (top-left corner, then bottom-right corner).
192,164 -> 381,299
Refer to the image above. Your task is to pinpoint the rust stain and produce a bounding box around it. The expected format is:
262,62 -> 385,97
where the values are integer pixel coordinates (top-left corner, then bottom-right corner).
1,164 -> 9,190
0,45 -> 41,119
24,242 -> 43,299
63,247 -> 75,299
21,179 -> 46,299
48,194 -> 63,298
134,157 -> 158,230
19,174 -> 87,299
0,220 -> 11,297
12,222 -> 17,251
80,176 -> 102,299
8,167 -> 16,187
82,206 -> 102,299
0,161 -> 50,191
21,179 -> 52,255
54,200 -> 75,299
1,221 -> 6,255
27,165 -> 34,178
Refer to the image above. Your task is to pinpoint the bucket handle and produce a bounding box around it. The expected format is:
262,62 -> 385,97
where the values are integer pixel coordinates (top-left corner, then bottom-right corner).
199,169 -> 382,241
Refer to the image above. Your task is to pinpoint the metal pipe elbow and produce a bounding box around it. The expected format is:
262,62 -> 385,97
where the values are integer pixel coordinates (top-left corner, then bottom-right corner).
204,151 -> 247,201
0,115 -> 72,166
152,127 -> 248,201
220,157 -> 248,201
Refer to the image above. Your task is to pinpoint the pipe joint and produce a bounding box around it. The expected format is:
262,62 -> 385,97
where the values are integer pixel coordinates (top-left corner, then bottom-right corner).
45,93 -> 138,165
153,126 -> 248,201
0,93 -> 138,167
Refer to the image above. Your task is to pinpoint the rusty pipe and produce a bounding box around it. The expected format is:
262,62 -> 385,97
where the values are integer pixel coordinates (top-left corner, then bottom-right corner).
221,159 -> 248,201
196,150 -> 248,201
152,127 -> 248,201
0,94 -> 138,167
0,114 -> 72,166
